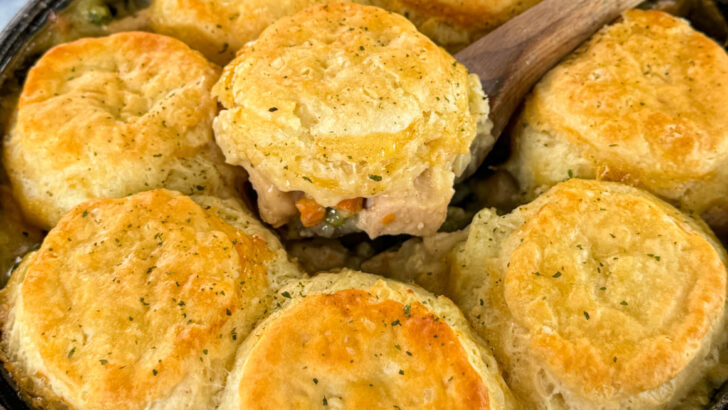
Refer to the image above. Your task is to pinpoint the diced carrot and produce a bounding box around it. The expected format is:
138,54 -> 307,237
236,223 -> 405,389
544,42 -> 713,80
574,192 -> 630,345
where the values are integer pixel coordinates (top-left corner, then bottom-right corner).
382,213 -> 396,226
334,198 -> 364,216
295,198 -> 326,227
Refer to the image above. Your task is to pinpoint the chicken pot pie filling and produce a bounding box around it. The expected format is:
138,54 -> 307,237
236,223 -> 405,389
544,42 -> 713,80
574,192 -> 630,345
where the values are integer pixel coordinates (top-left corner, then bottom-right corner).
213,2 -> 492,238
0,1 -> 728,408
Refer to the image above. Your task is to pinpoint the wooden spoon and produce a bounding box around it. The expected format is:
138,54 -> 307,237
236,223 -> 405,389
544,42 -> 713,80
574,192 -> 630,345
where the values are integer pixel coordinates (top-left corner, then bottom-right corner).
457,0 -> 644,180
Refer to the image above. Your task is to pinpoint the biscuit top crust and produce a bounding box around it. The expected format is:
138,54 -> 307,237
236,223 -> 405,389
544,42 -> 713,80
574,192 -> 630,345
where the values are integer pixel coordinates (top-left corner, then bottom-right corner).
150,0 -> 322,63
371,0 -> 536,29
213,2 -> 480,207
18,190 -> 272,408
236,289 -> 491,408
150,0 -> 540,64
6,31 -> 225,229
17,31 -> 219,159
502,180 -> 725,397
524,10 -> 728,189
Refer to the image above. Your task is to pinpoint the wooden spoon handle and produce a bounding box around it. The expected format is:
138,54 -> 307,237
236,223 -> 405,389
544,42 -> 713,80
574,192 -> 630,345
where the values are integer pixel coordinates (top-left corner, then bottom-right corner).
457,0 -> 644,180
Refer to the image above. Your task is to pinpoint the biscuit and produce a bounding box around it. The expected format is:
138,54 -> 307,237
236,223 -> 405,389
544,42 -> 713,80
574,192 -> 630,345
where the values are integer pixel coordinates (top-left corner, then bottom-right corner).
149,0 -> 319,65
149,0 -> 541,64
364,0 -> 543,52
4,31 -> 240,230
0,189 -> 301,409
213,2 -> 492,238
218,270 -> 515,409
505,10 -> 728,233
450,179 -> 728,408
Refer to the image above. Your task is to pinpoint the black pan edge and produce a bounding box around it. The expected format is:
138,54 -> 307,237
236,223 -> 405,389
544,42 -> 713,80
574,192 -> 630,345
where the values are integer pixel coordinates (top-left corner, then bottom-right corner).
0,2 -> 72,407
0,0 -> 72,76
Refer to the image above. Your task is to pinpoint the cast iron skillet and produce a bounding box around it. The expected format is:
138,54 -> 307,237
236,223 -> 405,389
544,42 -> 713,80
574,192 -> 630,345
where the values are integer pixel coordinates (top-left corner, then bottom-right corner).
0,0 -> 728,408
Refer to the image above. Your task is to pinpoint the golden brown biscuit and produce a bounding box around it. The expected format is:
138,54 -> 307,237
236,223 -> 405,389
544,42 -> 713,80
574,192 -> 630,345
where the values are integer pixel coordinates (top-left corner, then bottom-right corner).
4,31 -> 240,230
0,190 -> 301,409
505,10 -> 728,234
364,0 -> 542,52
213,2 -> 492,238
218,271 -> 515,409
149,0 -> 541,64
450,179 -> 728,408
149,0 -> 320,64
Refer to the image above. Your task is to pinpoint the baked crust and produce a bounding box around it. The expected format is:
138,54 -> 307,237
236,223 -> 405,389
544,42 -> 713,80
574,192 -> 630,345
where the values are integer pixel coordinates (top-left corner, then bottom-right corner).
4,31 -> 239,230
365,0 -> 541,52
149,0 -> 321,64
506,10 -> 728,232
450,179 -> 728,408
219,271 -> 516,409
213,2 -> 490,236
149,0 -> 541,64
0,190 -> 301,409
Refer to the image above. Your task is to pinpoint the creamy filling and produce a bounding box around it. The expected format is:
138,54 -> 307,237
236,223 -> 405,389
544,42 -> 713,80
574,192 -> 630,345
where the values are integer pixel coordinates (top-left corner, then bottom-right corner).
356,168 -> 453,237
246,167 -> 299,228
247,165 -> 454,238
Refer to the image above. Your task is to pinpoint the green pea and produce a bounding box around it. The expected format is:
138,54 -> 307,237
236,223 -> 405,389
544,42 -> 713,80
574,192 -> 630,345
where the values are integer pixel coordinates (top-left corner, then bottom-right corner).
80,0 -> 112,25
324,208 -> 347,227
